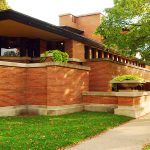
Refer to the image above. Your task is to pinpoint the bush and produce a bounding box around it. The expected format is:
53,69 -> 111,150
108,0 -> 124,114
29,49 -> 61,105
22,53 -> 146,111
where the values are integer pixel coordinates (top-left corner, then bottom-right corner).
61,51 -> 69,62
51,50 -> 63,62
40,50 -> 69,62
112,74 -> 144,82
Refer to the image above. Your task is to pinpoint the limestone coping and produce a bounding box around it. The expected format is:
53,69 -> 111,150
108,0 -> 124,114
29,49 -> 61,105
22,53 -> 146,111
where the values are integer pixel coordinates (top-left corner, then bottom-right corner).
86,59 -> 150,72
0,61 -> 91,71
40,53 -> 53,57
82,91 -> 150,97
68,58 -> 85,63
110,80 -> 146,84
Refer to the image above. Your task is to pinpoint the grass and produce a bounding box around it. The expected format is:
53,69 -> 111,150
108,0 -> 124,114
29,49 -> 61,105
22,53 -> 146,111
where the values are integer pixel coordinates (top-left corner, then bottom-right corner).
144,144 -> 150,150
0,112 -> 132,150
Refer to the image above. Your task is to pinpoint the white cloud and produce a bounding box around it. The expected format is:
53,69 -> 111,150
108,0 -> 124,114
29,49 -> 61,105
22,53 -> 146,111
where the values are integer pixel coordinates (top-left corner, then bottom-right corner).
8,0 -> 114,25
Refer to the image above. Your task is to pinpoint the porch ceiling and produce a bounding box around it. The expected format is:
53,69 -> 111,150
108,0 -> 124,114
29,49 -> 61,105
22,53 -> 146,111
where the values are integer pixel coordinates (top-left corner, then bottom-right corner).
0,19 -> 67,41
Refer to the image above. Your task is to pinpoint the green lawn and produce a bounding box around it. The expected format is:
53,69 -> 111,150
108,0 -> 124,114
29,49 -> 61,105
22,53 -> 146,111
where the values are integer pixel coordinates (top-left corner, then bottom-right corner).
144,144 -> 150,150
0,112 -> 132,150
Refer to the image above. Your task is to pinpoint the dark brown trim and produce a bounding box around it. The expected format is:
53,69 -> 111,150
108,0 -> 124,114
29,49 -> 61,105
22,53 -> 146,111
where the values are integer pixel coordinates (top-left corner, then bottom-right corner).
60,26 -> 84,35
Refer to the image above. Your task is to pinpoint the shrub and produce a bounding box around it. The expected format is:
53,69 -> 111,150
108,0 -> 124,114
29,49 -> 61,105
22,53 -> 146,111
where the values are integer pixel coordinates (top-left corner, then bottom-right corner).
40,50 -> 69,62
61,52 -> 69,62
51,50 -> 63,62
112,74 -> 144,82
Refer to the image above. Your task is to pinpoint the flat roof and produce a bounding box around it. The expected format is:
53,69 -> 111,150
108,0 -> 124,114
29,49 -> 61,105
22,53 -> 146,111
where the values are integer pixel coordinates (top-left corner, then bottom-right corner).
0,9 -> 104,49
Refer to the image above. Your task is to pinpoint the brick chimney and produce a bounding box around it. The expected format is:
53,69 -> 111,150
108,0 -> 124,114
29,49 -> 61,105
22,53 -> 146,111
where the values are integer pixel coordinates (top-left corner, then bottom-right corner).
59,12 -> 103,42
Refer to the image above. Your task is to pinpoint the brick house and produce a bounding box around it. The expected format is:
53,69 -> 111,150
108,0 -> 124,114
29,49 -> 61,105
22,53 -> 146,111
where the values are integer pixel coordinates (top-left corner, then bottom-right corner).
0,9 -> 145,66
0,9 -> 150,118
0,9 -> 104,62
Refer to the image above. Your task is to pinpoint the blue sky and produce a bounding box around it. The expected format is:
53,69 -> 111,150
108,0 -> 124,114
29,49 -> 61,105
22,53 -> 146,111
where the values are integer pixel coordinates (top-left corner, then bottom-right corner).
8,0 -> 114,25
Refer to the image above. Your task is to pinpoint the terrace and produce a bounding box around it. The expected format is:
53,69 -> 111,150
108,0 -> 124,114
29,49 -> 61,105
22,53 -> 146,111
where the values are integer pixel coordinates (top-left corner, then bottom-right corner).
0,9 -> 150,119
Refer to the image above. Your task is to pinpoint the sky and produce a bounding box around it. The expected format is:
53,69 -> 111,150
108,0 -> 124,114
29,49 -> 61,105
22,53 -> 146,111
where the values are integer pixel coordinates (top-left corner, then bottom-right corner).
8,0 -> 114,25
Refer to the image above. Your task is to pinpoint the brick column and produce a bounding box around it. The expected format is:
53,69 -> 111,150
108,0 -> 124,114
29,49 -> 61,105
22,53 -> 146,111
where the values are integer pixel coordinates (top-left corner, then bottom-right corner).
65,40 -> 85,60
114,55 -> 117,61
96,50 -> 98,59
89,48 -> 92,59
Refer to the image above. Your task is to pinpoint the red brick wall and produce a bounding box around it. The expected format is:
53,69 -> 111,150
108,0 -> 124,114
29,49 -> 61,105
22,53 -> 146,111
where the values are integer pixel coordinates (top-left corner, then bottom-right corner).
84,61 -> 113,91
0,67 -> 26,106
59,13 -> 103,42
117,97 -> 141,106
83,95 -> 150,106
26,68 -> 47,105
47,66 -> 89,106
64,40 -> 85,61
59,14 -> 78,29
77,14 -> 103,42
64,40 -> 73,58
83,96 -> 118,104
0,65 -> 89,107
85,61 -> 150,91
118,95 -> 150,106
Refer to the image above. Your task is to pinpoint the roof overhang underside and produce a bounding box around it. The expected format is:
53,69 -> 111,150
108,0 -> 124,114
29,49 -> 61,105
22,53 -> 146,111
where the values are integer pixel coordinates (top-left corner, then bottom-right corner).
0,9 -> 104,49
0,19 -> 66,41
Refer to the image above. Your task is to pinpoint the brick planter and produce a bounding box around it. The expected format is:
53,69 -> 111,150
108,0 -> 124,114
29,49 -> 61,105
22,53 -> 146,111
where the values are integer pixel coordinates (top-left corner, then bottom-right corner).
110,80 -> 145,91
82,91 -> 150,118
115,92 -> 150,118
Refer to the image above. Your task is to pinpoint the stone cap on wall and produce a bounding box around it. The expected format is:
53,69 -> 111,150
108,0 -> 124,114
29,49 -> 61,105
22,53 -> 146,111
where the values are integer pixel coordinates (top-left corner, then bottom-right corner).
83,91 -> 150,97
86,59 -> 150,72
68,58 -> 85,63
110,80 -> 146,84
0,61 -> 91,71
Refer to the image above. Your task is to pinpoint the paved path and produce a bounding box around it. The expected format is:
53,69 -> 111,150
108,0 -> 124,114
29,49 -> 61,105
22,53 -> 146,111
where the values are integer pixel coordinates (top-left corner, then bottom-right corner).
67,113 -> 150,150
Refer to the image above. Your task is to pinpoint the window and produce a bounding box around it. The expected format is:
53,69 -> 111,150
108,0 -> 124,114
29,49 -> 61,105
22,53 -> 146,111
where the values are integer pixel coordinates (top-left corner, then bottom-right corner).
0,37 -> 20,56
1,48 -> 20,56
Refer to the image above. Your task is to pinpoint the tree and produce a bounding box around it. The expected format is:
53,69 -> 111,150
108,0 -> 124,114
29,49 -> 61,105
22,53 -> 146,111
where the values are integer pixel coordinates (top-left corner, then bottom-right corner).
0,0 -> 10,10
96,0 -> 150,63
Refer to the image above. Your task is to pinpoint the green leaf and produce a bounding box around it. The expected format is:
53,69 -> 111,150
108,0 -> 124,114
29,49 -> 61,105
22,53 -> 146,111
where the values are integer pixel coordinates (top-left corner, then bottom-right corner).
96,0 -> 150,63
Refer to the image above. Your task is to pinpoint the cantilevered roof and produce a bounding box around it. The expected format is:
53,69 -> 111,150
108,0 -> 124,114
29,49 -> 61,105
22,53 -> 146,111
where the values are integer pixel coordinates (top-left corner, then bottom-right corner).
0,9 -> 104,49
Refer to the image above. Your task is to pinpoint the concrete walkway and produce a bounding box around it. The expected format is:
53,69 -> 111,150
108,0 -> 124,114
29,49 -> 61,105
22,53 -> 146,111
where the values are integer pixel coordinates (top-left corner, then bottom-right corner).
67,113 -> 150,150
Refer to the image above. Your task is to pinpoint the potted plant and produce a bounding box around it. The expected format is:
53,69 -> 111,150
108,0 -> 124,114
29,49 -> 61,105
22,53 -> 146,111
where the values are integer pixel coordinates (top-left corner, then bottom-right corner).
110,74 -> 145,91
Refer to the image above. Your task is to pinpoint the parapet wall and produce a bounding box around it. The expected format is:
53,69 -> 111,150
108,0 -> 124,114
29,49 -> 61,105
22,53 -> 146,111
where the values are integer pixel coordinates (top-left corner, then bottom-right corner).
85,60 -> 150,92
0,62 -> 90,116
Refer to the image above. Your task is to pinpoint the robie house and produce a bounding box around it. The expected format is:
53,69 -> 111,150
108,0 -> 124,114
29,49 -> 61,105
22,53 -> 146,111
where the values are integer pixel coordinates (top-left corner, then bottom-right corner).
0,9 -> 104,62
0,9 -> 150,118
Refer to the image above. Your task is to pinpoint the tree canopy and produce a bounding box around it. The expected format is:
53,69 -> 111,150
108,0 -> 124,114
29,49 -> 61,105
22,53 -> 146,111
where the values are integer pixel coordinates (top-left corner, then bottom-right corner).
96,0 -> 150,63
0,0 -> 10,10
